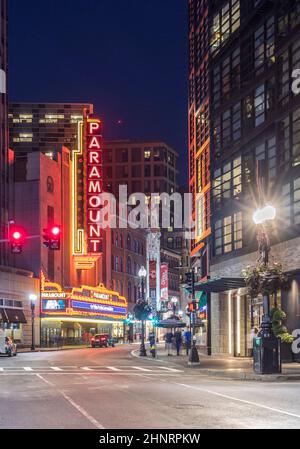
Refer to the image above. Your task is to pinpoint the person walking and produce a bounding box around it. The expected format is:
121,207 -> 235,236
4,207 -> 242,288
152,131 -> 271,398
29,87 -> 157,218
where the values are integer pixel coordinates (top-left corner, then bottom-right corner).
184,329 -> 192,356
175,330 -> 182,356
165,331 -> 174,356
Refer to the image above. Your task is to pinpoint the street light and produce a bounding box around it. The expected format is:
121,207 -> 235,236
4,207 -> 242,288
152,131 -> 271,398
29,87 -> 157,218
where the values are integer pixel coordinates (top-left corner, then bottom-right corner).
252,203 -> 281,374
29,294 -> 37,351
252,204 -> 276,225
138,266 -> 147,357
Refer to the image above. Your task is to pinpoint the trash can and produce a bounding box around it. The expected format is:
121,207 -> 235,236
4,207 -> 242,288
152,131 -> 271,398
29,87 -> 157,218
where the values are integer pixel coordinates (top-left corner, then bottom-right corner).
253,336 -> 281,374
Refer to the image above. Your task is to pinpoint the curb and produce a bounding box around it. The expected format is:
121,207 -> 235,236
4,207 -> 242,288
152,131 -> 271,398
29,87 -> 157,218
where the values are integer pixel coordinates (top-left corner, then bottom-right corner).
18,347 -> 91,354
130,349 -> 300,382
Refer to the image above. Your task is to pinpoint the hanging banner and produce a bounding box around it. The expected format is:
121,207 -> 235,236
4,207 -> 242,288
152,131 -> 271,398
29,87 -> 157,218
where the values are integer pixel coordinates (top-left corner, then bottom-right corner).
160,263 -> 169,301
149,260 -> 157,290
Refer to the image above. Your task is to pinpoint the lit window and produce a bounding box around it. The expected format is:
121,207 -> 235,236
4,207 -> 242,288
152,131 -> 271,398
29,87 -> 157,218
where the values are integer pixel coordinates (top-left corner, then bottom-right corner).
144,150 -> 151,160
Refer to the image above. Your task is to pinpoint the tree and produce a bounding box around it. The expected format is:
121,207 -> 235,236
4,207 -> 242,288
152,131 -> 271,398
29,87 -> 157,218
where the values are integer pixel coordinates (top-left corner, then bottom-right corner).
133,299 -> 152,321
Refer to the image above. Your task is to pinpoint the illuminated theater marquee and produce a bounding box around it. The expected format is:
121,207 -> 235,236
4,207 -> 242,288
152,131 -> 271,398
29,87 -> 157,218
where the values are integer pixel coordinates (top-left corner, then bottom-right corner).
41,276 -> 128,322
86,118 -> 103,254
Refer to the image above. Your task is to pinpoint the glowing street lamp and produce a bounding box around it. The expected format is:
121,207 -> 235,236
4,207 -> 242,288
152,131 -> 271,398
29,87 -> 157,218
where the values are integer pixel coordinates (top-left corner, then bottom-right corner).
138,266 -> 147,357
252,204 -> 276,225
252,202 -> 281,374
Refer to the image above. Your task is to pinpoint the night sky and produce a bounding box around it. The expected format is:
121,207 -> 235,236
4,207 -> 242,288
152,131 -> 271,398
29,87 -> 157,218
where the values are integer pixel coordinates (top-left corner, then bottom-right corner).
9,0 -> 188,185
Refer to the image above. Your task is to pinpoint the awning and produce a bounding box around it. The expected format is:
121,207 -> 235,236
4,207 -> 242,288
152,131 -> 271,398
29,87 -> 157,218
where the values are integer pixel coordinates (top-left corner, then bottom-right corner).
191,277 -> 246,294
0,308 -> 27,324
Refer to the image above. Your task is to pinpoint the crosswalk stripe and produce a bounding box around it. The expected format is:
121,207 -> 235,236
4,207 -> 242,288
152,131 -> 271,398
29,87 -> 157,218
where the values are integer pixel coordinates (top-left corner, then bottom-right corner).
106,366 -> 121,371
160,367 -> 183,373
132,366 -> 152,372
81,367 -> 94,371
23,367 -> 33,371
0,368 -> 3,371
51,367 -> 63,371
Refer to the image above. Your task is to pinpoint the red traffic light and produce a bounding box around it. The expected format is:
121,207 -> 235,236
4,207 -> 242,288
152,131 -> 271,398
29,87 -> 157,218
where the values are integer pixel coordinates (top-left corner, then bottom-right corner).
44,225 -> 61,251
50,226 -> 61,237
9,226 -> 26,254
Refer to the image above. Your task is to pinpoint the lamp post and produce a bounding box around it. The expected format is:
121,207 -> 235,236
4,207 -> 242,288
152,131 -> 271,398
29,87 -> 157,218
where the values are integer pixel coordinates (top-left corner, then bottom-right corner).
252,204 -> 281,374
171,297 -> 178,315
138,266 -> 147,357
29,294 -> 37,351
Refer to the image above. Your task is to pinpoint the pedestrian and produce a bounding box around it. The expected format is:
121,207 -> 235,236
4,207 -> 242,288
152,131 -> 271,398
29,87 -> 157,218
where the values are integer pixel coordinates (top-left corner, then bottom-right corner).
184,329 -> 191,356
165,331 -> 174,356
248,326 -> 259,356
175,330 -> 182,356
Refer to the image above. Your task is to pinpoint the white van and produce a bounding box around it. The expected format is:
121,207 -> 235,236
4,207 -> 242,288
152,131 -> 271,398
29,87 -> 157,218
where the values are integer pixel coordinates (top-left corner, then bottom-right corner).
0,328 -> 17,356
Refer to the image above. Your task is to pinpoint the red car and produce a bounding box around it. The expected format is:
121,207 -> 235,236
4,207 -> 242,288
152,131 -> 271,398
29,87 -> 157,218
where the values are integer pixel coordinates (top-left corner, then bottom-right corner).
91,334 -> 109,348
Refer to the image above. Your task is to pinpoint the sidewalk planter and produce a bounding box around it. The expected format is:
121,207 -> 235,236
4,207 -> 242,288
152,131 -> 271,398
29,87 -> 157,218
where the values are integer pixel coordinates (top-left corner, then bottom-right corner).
281,342 -> 294,363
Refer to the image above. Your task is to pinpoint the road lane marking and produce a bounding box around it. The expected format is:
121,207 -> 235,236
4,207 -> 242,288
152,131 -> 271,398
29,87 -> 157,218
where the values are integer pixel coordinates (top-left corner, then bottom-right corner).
51,367 -> 63,371
132,366 -> 152,372
175,383 -> 300,420
81,367 -> 94,371
160,367 -> 183,373
0,368 -> 3,371
23,367 -> 33,371
36,374 -> 105,429
106,366 -> 122,371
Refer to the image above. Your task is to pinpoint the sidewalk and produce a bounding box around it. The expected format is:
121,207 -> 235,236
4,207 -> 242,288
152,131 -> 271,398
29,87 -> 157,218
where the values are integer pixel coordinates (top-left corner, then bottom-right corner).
18,345 -> 90,353
132,345 -> 300,382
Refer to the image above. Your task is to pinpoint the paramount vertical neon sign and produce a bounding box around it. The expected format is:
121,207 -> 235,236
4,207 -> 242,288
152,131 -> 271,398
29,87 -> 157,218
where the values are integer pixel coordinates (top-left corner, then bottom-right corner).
86,118 -> 103,254
72,113 -> 103,263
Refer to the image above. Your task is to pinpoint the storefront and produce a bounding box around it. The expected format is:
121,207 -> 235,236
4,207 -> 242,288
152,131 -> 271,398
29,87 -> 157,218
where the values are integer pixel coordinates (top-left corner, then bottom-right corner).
0,267 -> 39,348
40,276 -> 128,347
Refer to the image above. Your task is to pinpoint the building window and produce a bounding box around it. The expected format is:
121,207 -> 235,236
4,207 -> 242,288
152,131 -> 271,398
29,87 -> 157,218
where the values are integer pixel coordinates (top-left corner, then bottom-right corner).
127,257 -> 132,275
213,156 -> 242,207
127,234 -> 131,250
214,212 -> 243,256
196,103 -> 209,149
254,85 -> 265,127
144,149 -> 151,160
210,0 -> 240,54
131,148 -> 141,162
215,101 -> 242,149
282,176 -> 300,226
254,17 -> 275,75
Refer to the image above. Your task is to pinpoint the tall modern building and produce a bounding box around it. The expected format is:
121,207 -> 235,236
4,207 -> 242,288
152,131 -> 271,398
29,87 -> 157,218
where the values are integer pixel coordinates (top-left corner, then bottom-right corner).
189,0 -> 300,358
0,0 -> 8,266
9,103 -> 93,156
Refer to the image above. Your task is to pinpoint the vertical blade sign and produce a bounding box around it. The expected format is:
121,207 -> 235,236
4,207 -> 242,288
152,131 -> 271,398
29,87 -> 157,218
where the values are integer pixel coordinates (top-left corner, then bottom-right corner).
86,118 -> 103,254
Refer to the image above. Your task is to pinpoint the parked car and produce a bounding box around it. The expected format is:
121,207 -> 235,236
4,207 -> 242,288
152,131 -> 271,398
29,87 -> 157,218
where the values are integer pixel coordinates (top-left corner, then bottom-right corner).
91,334 -> 109,348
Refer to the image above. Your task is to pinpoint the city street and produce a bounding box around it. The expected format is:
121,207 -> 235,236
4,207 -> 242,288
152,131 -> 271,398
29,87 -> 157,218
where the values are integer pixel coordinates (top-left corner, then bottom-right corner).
0,345 -> 300,429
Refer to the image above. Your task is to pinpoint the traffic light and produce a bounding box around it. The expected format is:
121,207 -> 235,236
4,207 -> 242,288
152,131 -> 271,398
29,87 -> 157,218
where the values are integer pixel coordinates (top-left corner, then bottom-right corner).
185,270 -> 195,296
188,301 -> 197,313
43,225 -> 61,250
185,272 -> 192,287
9,226 -> 26,254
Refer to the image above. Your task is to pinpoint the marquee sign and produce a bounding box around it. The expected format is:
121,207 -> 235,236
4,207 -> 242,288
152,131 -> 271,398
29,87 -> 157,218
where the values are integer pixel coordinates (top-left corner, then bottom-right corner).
72,112 -> 103,264
41,274 -> 128,322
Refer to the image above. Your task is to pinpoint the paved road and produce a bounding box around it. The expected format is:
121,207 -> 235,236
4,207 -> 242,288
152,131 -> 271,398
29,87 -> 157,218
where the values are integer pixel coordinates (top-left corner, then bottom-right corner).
1,345 -> 300,429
